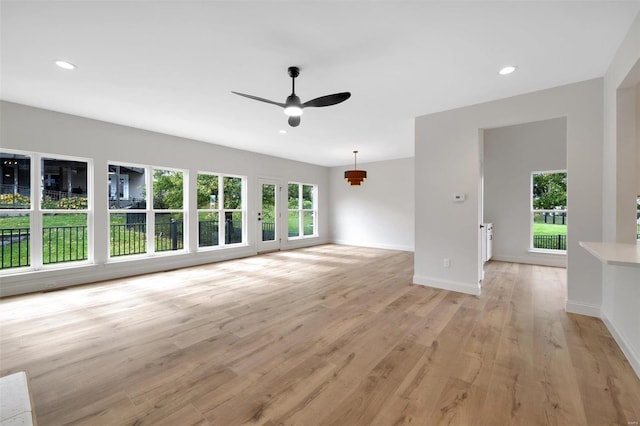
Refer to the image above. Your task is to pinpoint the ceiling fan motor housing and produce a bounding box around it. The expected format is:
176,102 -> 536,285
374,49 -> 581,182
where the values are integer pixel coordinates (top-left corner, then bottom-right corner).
288,66 -> 300,78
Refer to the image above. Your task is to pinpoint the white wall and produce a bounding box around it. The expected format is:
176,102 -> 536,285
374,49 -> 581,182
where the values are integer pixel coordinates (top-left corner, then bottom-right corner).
601,12 -> 640,378
414,79 -> 603,306
0,101 -> 330,296
329,157 -> 414,251
484,117 -> 567,267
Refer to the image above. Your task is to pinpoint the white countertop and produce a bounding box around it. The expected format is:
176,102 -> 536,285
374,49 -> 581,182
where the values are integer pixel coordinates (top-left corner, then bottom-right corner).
579,241 -> 640,267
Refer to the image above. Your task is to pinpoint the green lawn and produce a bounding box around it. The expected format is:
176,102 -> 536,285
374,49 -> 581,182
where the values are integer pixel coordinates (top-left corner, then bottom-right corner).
2,210 -> 314,269
0,213 -> 181,268
287,212 -> 314,237
533,222 -> 567,236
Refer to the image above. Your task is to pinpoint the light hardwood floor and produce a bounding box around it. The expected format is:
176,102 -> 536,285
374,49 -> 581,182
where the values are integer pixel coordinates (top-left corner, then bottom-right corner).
1,244 -> 639,425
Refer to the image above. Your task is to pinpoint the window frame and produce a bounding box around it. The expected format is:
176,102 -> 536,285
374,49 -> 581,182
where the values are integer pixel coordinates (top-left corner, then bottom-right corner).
108,161 -> 149,259
287,182 -> 317,240
1,150 -> 94,273
530,169 -> 567,254
196,172 -> 246,250
151,166 -> 187,254
0,150 -> 34,270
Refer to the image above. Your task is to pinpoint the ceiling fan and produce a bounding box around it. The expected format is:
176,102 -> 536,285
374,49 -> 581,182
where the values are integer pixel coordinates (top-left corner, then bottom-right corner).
232,66 -> 351,127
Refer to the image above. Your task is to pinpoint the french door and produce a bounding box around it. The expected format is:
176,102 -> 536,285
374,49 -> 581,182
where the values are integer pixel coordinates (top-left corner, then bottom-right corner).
257,178 -> 280,252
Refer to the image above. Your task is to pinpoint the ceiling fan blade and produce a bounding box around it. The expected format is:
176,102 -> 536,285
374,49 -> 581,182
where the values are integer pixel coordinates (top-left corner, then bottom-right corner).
288,116 -> 301,127
231,91 -> 286,108
302,92 -> 351,108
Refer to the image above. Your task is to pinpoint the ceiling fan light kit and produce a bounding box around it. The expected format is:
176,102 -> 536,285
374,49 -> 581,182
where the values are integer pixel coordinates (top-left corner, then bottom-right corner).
345,150 -> 367,186
232,66 -> 350,127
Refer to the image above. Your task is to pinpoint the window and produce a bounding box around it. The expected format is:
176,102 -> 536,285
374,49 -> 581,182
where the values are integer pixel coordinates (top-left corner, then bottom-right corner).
288,183 -> 316,238
197,173 -> 245,248
109,163 -> 147,257
1,152 -> 31,269
108,164 -> 185,258
531,171 -> 567,251
153,168 -> 185,252
41,156 -> 90,265
1,151 -> 92,271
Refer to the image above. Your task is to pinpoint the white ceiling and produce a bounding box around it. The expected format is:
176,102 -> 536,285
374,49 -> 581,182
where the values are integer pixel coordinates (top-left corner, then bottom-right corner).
1,1 -> 639,167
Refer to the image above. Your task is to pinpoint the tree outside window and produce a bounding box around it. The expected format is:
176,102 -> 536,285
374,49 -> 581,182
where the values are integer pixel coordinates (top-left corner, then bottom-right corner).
288,182 -> 317,238
197,173 -> 244,247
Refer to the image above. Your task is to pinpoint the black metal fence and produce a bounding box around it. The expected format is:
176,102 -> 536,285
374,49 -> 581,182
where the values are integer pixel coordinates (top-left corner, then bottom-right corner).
198,220 -> 219,247
198,219 -> 244,247
1,227 -> 30,268
110,222 -> 146,257
262,222 -> 275,241
533,234 -> 567,251
536,212 -> 567,225
42,225 -> 88,264
155,220 -> 184,252
1,218 -> 254,268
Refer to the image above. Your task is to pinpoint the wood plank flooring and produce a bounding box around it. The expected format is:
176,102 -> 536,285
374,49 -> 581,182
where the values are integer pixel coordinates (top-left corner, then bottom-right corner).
1,244 -> 639,425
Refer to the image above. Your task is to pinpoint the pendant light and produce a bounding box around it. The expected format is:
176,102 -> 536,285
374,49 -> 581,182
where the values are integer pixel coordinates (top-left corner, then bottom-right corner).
344,150 -> 367,186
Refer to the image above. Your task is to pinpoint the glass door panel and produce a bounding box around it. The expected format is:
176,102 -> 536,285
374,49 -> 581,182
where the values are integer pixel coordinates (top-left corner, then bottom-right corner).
258,179 -> 279,252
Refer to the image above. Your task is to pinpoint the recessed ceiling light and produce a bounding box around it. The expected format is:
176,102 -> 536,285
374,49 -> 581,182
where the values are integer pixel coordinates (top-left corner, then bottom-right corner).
279,129 -> 287,134
499,65 -> 517,75
55,60 -> 76,70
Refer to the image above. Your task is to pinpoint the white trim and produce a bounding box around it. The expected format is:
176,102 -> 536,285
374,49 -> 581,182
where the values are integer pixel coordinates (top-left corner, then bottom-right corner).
565,300 -> 601,317
602,312 -> 640,379
413,274 -> 481,296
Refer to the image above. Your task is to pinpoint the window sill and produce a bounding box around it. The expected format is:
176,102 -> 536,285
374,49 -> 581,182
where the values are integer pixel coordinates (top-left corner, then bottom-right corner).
288,235 -> 318,241
528,248 -> 567,255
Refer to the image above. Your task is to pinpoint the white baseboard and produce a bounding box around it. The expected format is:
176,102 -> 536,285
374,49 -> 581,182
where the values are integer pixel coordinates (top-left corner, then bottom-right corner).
565,300 -> 601,318
413,274 -> 481,296
492,254 -> 567,268
332,239 -> 414,252
602,312 -> 640,379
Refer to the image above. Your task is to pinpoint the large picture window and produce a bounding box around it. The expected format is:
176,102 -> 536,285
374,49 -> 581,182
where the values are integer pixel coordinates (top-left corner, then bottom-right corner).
1,151 -> 92,271
197,173 -> 245,247
531,171 -> 567,252
108,164 -> 185,258
288,182 -> 317,238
